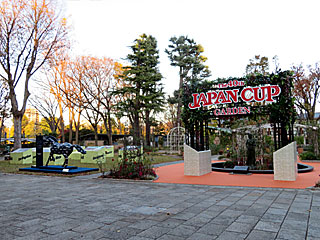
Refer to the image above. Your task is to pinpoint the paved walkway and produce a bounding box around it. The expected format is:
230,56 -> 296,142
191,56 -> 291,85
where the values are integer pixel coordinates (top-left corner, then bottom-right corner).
1,173 -> 320,239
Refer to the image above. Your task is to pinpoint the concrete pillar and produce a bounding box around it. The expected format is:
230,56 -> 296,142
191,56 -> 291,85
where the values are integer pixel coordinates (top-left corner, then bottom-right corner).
273,141 -> 297,181
184,144 -> 211,176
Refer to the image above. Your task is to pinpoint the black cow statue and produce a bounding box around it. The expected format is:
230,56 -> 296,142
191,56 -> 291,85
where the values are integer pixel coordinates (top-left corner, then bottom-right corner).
44,136 -> 86,167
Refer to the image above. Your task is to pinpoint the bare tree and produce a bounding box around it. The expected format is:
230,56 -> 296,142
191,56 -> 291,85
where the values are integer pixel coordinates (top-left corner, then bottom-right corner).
0,79 -> 10,141
29,92 -> 61,135
65,57 -> 86,144
45,53 -> 70,142
70,56 -> 122,145
0,0 -> 68,149
292,63 -> 320,123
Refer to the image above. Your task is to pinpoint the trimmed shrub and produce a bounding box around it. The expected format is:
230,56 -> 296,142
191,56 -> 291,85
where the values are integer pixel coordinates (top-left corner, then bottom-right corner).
300,151 -> 317,160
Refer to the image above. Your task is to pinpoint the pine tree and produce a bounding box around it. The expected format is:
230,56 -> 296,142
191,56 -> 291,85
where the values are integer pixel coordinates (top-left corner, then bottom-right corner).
165,36 -> 210,127
116,34 -> 164,146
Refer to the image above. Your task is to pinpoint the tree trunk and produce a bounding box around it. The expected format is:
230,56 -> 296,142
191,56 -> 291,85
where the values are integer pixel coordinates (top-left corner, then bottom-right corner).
281,122 -> 288,148
68,109 -> 73,143
176,72 -> 183,127
133,111 -> 140,145
118,118 -> 122,134
94,126 -> 98,146
74,120 -> 79,145
145,112 -> 150,147
13,115 -> 23,149
107,110 -> 113,145
0,116 -> 4,142
58,103 -> 65,142
48,117 -> 56,134
9,75 -> 29,149
74,111 -> 81,144
69,121 -> 73,143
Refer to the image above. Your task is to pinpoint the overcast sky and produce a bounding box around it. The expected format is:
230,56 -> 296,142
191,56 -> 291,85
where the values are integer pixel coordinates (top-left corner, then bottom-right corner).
64,0 -> 320,96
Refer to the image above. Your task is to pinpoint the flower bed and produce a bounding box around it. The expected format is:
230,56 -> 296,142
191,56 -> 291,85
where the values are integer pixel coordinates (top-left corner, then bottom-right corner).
103,146 -> 156,180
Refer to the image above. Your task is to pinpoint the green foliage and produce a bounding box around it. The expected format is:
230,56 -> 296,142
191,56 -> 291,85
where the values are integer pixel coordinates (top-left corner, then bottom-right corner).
109,147 -> 156,180
294,136 -> 304,145
300,151 -> 317,160
165,36 -> 211,82
166,36 -> 211,128
116,34 -> 165,145
262,135 -> 274,154
210,143 -> 220,155
263,135 -> 273,146
209,133 -> 232,155
223,160 -> 235,168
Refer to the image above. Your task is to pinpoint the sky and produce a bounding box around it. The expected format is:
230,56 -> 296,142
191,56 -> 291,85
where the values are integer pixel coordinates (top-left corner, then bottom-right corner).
64,0 -> 320,97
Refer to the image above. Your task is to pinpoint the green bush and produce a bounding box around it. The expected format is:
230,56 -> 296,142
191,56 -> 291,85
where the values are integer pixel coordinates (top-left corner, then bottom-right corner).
209,143 -> 220,155
223,160 -> 235,168
303,145 -> 314,152
300,151 -> 317,160
263,135 -> 274,146
294,136 -> 304,145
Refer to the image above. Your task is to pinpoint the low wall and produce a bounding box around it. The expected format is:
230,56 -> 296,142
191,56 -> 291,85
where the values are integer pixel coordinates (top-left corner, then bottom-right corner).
184,144 -> 211,176
273,141 -> 298,181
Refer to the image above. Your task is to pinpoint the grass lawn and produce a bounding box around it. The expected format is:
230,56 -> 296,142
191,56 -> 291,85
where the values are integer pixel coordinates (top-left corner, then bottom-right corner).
0,152 -> 183,177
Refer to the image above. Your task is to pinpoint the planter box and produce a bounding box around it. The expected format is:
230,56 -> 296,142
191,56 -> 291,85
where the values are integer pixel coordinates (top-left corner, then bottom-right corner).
32,148 -> 36,162
10,148 -> 33,164
43,148 -> 65,166
69,152 -> 83,161
81,146 -> 106,164
70,146 -> 86,161
103,145 -> 114,158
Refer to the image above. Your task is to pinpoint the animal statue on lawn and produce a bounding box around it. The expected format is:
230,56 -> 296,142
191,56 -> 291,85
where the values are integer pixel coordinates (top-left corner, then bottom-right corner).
43,136 -> 86,167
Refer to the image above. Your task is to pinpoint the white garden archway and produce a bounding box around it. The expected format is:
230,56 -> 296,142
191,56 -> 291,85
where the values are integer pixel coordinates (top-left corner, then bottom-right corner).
167,127 -> 185,154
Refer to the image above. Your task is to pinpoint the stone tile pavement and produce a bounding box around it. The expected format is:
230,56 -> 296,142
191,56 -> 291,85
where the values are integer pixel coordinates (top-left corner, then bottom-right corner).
0,172 -> 320,239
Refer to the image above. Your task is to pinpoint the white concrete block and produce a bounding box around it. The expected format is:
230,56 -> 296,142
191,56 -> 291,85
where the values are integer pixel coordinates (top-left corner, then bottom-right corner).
184,144 -> 211,176
273,141 -> 298,181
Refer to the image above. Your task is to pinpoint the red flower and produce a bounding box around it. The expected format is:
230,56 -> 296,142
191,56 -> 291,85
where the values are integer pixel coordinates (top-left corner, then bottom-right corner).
139,171 -> 142,177
112,159 -> 114,161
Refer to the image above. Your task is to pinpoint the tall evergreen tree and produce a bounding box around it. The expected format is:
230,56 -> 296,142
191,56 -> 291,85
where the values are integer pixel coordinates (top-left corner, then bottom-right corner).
165,36 -> 210,127
117,34 -> 164,146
